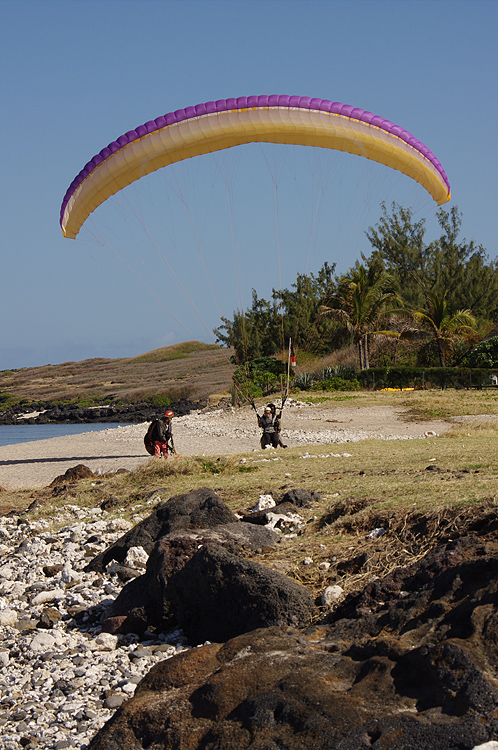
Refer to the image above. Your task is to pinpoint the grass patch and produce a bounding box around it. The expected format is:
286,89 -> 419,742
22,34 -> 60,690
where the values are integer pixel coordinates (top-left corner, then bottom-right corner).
198,458 -> 237,475
0,393 -> 21,411
131,341 -> 219,363
299,388 -> 498,419
303,395 -> 360,405
4,423 -> 495,522
445,421 -> 498,438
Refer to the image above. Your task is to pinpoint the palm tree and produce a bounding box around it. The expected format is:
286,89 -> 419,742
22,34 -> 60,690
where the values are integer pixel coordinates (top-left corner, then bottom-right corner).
319,260 -> 400,369
409,290 -> 478,366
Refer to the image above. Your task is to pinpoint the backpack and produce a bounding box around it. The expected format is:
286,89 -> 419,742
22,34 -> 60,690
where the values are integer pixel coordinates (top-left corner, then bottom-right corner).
144,419 -> 158,455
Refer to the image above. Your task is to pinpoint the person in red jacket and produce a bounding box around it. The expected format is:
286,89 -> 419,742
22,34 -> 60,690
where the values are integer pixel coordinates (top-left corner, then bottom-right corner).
144,410 -> 175,457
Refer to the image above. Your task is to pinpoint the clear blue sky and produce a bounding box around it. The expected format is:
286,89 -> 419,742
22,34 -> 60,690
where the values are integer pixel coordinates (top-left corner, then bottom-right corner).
1,0 -> 497,370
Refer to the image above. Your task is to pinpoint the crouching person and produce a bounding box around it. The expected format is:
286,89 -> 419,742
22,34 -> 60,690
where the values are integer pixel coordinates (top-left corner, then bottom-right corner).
144,410 -> 176,458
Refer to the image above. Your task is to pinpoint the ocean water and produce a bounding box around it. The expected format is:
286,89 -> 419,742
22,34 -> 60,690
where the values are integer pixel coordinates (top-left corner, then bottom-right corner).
0,423 -> 129,448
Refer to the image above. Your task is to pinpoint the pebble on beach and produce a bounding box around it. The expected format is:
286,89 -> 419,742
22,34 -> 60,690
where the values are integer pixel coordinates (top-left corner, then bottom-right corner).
0,506 -> 187,750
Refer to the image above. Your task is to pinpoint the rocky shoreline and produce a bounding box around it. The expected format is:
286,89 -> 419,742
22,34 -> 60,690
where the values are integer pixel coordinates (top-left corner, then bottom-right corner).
0,398 -> 206,426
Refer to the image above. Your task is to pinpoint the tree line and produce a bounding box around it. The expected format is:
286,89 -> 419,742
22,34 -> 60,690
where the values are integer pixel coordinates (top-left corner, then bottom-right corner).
214,204 -> 498,370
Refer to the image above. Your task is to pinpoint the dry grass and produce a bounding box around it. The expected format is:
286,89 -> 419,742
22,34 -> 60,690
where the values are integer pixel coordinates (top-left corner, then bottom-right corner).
445,420 -> 498,438
293,386 -> 498,419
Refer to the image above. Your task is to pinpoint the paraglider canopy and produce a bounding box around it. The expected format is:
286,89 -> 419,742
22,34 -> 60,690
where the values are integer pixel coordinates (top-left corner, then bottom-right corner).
60,95 -> 450,239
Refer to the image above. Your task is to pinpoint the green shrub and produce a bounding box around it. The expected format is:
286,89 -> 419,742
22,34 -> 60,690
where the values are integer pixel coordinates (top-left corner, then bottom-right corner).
293,371 -> 314,390
233,357 -> 286,398
464,336 -> 498,368
0,392 -> 21,410
145,394 -> 172,408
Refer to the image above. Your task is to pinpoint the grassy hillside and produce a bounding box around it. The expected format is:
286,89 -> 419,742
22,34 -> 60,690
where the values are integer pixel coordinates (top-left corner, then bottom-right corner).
0,341 -> 235,407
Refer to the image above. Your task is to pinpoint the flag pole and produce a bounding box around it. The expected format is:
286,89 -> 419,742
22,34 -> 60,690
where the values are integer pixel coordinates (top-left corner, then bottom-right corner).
286,338 -> 291,400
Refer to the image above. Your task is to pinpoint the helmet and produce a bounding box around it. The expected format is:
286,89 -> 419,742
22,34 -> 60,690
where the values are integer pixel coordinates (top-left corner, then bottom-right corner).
164,410 -> 174,418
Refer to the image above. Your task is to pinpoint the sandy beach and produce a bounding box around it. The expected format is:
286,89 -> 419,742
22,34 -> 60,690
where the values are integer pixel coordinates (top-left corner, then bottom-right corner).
0,401 -> 460,491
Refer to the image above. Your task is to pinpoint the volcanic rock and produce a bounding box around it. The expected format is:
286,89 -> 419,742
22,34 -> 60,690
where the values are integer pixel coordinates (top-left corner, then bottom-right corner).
280,487 -> 322,507
88,533 -> 498,750
87,621 -> 497,750
86,487 -> 238,572
0,397 -> 204,425
165,544 -> 317,644
49,463 -> 95,485
107,523 -> 278,634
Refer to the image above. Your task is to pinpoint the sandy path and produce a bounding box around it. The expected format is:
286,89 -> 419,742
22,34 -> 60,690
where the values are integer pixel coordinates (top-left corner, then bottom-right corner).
0,402 -> 456,490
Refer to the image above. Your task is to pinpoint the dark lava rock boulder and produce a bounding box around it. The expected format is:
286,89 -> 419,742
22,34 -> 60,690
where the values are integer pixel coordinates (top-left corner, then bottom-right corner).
88,628 -> 354,750
49,464 -> 95,486
88,624 -> 496,750
323,533 -> 498,656
280,487 -> 322,507
166,544 -> 316,644
86,487 -> 237,572
106,523 -> 278,635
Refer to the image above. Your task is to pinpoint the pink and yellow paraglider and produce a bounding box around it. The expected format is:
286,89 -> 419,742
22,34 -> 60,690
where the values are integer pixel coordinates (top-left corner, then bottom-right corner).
60,95 -> 450,239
